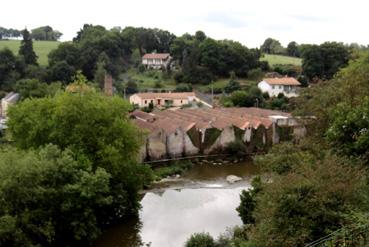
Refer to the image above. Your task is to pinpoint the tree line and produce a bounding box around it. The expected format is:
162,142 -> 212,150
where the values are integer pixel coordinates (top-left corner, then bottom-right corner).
0,26 -> 62,41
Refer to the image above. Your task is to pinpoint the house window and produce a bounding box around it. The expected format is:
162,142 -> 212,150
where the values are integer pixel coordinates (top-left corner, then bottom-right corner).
151,100 -> 153,103
180,100 -> 183,103
272,85 -> 275,89
144,100 -> 147,104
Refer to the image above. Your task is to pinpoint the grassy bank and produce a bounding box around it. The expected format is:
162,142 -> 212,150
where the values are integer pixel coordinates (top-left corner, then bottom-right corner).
0,40 -> 60,66
260,54 -> 302,67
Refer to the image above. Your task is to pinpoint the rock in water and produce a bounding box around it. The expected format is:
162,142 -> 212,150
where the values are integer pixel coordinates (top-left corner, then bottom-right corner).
226,175 -> 242,184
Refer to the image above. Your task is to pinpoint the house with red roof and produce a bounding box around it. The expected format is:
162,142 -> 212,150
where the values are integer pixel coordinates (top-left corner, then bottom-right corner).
258,77 -> 301,98
142,53 -> 172,69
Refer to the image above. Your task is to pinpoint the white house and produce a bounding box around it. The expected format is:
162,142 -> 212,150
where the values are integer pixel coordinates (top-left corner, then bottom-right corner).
258,77 -> 301,98
1,92 -> 20,117
129,92 -> 212,108
142,53 -> 172,69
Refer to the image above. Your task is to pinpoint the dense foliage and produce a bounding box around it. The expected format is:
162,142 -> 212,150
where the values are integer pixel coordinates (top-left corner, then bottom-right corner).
3,87 -> 153,245
31,26 -> 63,41
231,52 -> 369,246
0,145 -> 112,246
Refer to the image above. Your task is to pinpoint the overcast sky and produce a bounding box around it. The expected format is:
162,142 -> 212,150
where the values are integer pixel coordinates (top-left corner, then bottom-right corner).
1,0 -> 368,47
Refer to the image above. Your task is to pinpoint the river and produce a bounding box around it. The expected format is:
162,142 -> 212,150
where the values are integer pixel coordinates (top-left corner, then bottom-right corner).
95,160 -> 259,247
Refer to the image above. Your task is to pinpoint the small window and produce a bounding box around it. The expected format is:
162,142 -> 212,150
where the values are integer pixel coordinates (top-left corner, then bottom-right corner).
272,85 -> 275,89
144,100 -> 147,104
151,100 -> 153,103
180,100 -> 183,103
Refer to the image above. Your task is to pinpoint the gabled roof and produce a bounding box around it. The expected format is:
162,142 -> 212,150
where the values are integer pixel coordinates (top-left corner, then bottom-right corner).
263,77 -> 301,86
132,92 -> 196,100
142,53 -> 170,59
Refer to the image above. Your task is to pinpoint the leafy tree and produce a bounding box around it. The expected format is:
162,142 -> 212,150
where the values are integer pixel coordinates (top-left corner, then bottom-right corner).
261,38 -> 285,54
224,79 -> 240,94
185,232 -> 215,247
300,42 -> 350,80
0,145 -> 113,246
237,177 -> 263,225
287,41 -> 300,57
249,155 -> 367,247
31,26 -> 63,41
195,30 -> 206,42
7,90 -> 153,226
175,83 -> 192,92
327,98 -> 369,162
0,48 -> 17,87
15,79 -> 62,99
19,29 -> 38,65
48,60 -> 75,83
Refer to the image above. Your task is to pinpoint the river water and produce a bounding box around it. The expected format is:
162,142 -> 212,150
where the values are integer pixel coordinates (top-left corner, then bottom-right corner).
95,160 -> 259,247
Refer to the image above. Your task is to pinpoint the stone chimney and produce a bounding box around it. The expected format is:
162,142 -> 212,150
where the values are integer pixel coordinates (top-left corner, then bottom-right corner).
104,74 -> 113,96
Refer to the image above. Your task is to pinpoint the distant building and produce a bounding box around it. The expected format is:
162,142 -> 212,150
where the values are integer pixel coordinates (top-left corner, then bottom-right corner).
1,92 -> 19,117
142,53 -> 172,69
258,77 -> 301,98
129,92 -> 212,108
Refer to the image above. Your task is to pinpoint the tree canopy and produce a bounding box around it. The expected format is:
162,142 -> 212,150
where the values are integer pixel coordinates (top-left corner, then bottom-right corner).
31,25 -> 63,41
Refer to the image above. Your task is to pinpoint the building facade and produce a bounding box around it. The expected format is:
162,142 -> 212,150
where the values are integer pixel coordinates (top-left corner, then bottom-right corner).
142,53 -> 172,69
258,77 -> 301,98
129,92 -> 212,108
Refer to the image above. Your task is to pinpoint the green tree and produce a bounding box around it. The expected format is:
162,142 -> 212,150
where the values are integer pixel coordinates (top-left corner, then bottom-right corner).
19,29 -> 38,65
249,155 -> 367,247
31,26 -> 63,41
287,41 -> 300,57
7,90 -> 153,225
185,232 -> 215,247
261,38 -> 285,54
326,98 -> 369,162
300,42 -> 350,80
48,60 -> 75,83
0,48 -> 17,87
15,79 -> 61,99
0,145 -> 112,246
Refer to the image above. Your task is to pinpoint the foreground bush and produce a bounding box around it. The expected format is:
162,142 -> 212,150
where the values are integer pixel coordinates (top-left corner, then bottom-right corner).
0,145 -> 111,246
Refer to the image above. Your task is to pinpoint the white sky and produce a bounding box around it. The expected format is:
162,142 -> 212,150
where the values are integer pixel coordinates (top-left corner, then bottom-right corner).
1,0 -> 368,47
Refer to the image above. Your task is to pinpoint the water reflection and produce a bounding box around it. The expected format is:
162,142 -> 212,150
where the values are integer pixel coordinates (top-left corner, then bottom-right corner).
95,162 -> 258,247
140,187 -> 246,247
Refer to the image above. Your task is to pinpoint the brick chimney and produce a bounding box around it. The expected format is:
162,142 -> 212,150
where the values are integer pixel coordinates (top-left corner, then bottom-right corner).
104,74 -> 113,96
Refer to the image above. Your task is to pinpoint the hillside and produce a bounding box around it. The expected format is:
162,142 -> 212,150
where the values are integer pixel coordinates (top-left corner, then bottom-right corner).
260,54 -> 302,67
0,40 -> 60,66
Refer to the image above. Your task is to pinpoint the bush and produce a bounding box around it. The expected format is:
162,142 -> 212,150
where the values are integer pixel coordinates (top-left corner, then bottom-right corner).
224,80 -> 241,94
247,68 -> 264,81
185,232 -> 215,247
174,71 -> 185,83
175,83 -> 193,92
138,64 -> 145,73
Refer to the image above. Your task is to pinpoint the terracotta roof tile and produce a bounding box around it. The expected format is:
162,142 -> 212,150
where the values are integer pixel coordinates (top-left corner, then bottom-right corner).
142,53 -> 170,59
263,77 -> 301,86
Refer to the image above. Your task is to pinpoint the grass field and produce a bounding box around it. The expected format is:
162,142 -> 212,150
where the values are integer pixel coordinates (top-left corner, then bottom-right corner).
0,40 -> 60,66
260,54 -> 302,67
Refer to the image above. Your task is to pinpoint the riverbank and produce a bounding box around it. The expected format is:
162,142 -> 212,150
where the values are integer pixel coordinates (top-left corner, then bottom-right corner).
95,160 -> 259,247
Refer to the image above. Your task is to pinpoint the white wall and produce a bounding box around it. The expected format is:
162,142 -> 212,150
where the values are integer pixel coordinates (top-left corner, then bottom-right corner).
258,80 -> 299,98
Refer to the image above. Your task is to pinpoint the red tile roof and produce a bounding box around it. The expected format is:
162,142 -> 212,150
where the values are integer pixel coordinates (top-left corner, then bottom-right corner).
131,107 -> 293,136
142,53 -> 170,59
263,77 -> 301,86
133,92 -> 196,100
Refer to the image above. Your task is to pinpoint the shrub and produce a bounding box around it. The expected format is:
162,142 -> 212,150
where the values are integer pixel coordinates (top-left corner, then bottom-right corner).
247,68 -> 264,81
185,232 -> 215,247
175,83 -> 193,92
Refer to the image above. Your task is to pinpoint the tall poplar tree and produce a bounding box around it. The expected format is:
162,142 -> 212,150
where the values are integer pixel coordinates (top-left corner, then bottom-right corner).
19,28 -> 38,65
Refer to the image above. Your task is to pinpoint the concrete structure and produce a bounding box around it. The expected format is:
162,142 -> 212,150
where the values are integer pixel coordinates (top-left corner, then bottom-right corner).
258,77 -> 301,98
131,107 -> 305,161
142,53 -> 172,69
1,92 -> 19,117
129,92 -> 212,108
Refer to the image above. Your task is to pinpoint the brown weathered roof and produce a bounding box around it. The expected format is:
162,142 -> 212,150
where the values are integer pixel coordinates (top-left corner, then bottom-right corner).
142,53 -> 170,59
131,107 -> 293,135
130,110 -> 155,122
263,77 -> 301,86
133,92 -> 196,100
